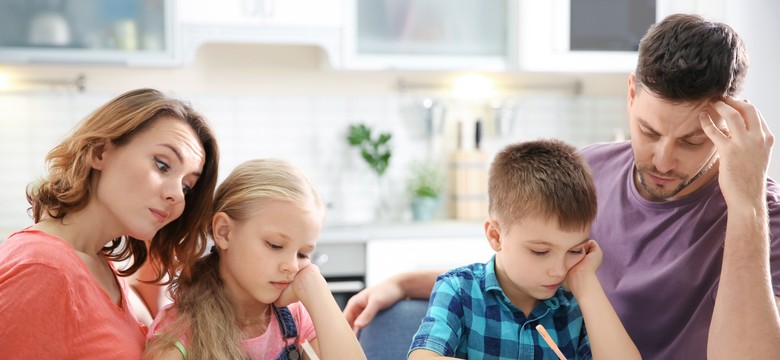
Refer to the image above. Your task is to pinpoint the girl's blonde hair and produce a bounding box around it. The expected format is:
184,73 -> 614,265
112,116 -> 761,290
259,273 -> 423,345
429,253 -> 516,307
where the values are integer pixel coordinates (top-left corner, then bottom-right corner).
145,159 -> 323,360
26,88 -> 219,282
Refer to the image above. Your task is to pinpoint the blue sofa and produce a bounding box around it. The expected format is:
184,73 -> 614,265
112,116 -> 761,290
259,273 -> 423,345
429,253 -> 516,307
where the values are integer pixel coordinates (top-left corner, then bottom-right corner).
358,299 -> 429,360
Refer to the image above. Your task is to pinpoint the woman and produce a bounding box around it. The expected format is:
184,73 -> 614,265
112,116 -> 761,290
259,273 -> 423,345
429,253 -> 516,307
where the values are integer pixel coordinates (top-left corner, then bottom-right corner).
0,88 -> 219,359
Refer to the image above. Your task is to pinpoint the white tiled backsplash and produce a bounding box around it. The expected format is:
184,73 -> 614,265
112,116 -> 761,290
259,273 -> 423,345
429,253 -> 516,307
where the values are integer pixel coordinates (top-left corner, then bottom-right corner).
0,91 -> 626,239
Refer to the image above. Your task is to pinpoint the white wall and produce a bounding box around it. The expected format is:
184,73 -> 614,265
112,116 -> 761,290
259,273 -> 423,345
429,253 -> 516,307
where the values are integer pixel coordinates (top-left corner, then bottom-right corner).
3,0 -> 779,240
723,0 -> 780,178
0,45 -> 629,238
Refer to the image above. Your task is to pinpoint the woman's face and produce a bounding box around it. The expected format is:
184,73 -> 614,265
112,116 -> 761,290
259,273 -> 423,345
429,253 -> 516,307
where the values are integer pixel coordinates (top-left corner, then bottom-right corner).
91,116 -> 206,241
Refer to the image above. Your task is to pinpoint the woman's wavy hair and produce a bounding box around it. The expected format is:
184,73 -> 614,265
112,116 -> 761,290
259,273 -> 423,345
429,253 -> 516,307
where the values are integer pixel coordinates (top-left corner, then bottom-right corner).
26,88 -> 220,282
145,158 -> 323,360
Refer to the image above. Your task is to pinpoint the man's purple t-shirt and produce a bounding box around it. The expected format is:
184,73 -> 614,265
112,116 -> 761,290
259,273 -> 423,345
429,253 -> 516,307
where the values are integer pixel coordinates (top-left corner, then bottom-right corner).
581,141 -> 780,359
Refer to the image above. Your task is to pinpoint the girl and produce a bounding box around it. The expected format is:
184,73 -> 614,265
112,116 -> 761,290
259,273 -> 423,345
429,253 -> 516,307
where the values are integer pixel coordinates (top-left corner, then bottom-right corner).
145,159 -> 366,360
0,88 -> 220,359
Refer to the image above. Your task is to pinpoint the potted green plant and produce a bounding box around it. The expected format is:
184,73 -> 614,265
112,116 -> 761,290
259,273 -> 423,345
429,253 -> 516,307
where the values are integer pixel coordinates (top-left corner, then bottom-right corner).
347,123 -> 393,219
347,123 -> 392,176
406,160 -> 444,221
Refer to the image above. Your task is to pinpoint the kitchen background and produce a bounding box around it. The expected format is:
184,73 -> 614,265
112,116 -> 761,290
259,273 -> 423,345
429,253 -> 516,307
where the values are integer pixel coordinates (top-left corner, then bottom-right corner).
1,0 -> 778,293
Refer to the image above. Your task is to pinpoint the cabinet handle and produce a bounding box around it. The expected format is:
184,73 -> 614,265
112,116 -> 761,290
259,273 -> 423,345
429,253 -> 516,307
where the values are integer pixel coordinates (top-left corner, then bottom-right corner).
245,0 -> 275,18
243,0 -> 273,17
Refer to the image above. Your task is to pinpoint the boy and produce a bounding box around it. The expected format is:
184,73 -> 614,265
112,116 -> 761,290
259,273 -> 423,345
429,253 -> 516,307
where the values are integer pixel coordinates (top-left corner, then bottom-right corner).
408,139 -> 640,359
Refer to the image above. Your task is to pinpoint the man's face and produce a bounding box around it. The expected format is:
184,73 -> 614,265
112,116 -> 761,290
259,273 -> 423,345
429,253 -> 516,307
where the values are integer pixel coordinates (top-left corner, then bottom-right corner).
627,75 -> 724,201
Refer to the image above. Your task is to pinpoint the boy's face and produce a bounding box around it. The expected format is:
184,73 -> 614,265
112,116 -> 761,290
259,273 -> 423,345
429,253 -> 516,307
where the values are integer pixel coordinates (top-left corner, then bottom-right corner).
486,215 -> 589,312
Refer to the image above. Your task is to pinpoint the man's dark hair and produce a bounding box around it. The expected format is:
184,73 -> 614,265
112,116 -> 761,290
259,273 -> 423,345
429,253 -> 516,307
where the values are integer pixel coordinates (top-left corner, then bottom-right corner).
635,13 -> 748,102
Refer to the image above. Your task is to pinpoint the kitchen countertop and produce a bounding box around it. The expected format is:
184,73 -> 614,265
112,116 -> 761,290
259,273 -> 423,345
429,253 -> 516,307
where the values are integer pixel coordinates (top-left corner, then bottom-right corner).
318,220 -> 485,243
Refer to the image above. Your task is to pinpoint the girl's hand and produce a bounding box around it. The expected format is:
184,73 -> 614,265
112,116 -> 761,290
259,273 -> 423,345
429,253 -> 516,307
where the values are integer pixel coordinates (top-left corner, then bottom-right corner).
275,264 -> 328,307
275,277 -> 299,307
564,240 -> 602,293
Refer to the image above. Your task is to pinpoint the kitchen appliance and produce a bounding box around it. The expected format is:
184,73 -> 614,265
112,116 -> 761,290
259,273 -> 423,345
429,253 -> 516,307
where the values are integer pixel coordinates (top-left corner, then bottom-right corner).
517,0 -> 674,72
312,243 -> 366,309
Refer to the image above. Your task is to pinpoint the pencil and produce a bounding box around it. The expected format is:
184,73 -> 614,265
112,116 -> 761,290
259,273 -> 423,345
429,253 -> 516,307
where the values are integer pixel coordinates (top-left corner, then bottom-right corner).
300,340 -> 320,360
535,324 -> 567,360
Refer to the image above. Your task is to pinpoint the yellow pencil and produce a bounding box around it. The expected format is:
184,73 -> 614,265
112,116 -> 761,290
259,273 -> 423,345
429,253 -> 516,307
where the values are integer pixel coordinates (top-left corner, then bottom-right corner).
535,324 -> 567,360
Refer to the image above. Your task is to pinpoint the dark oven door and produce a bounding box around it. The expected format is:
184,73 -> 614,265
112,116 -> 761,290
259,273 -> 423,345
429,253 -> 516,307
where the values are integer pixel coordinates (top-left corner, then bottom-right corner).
312,242 -> 366,310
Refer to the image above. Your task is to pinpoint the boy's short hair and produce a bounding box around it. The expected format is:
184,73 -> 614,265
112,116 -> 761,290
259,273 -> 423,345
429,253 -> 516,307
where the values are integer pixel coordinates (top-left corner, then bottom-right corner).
488,139 -> 597,231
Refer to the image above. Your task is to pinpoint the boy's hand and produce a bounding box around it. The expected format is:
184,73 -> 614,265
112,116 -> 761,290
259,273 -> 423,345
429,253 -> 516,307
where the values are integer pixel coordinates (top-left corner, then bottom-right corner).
563,240 -> 602,293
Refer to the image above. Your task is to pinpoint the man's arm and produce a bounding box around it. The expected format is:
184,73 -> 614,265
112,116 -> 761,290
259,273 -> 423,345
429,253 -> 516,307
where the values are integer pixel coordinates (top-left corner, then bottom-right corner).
709,201 -> 780,358
700,98 -> 780,359
343,269 -> 441,330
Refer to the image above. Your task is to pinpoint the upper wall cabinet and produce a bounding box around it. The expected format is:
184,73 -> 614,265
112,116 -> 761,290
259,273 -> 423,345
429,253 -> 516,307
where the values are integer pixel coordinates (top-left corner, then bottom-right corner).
343,0 -> 516,71
177,0 -> 343,27
177,0 -> 345,66
516,0 -> 719,73
0,0 -> 175,66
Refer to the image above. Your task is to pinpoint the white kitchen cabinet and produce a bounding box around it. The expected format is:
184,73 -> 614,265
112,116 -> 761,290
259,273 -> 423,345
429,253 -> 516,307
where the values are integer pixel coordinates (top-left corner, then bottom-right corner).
177,0 -> 345,65
342,0 -> 517,71
0,0 -> 176,66
365,236 -> 493,287
178,0 -> 343,28
516,0 -> 726,73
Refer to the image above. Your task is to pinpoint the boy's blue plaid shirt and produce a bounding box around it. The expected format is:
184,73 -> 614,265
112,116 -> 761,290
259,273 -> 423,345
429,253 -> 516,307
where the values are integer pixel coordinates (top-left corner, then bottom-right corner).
409,256 -> 592,359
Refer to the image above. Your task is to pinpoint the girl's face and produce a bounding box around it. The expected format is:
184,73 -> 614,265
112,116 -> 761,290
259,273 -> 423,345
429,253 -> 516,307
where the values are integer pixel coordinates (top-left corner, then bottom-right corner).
487,215 -> 589,313
216,199 -> 322,310
91,116 -> 205,241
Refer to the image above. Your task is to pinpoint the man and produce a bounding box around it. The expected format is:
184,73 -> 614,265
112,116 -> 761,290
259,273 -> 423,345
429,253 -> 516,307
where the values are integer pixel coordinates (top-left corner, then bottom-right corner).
344,14 -> 780,359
